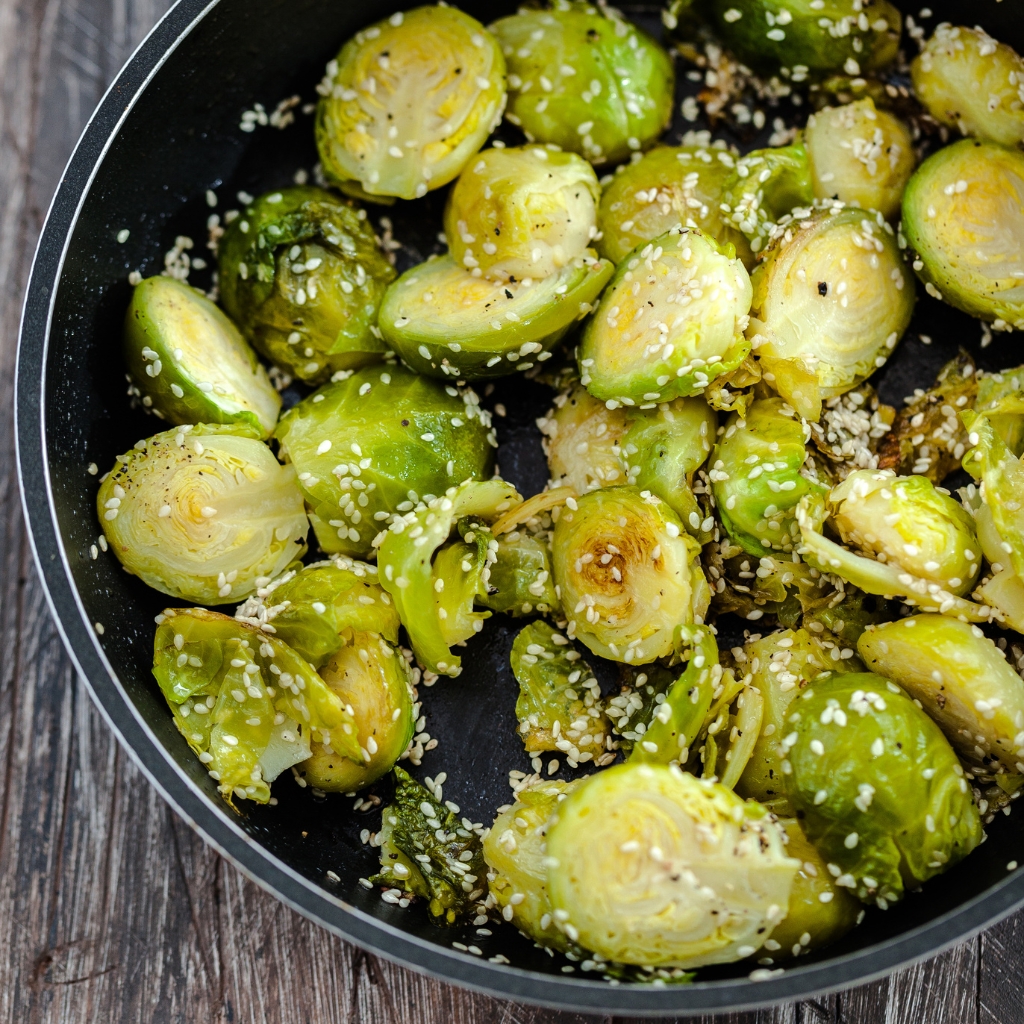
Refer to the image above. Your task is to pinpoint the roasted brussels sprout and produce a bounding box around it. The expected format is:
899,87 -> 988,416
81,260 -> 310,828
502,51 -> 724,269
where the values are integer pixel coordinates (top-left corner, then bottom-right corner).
217,187 -> 395,385
445,145 -> 600,283
480,531 -> 559,616
315,6 -> 506,201
491,1 -> 674,167
274,365 -> 494,559
784,672 -> 982,906
152,607 -> 361,806
704,0 -> 901,79
749,206 -> 915,420
545,763 -> 798,967
124,276 -> 280,436
912,24 -> 1024,149
579,229 -> 753,406
372,766 -> 486,925
379,252 -> 612,381
552,486 -> 710,663
97,423 -> 307,605
597,145 -> 753,266
901,140 -> 1024,331
804,99 -> 914,219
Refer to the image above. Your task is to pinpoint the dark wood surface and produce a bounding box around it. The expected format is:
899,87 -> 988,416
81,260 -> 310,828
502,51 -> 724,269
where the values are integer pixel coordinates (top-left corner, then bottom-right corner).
2,1 -> 1023,1021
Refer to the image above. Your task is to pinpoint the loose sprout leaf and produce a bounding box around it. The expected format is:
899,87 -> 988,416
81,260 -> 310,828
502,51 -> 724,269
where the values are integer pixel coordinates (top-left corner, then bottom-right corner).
806,384 -> 895,478
976,366 -> 1024,459
431,521 -> 493,648
480,532 -> 559,617
97,423 -> 308,606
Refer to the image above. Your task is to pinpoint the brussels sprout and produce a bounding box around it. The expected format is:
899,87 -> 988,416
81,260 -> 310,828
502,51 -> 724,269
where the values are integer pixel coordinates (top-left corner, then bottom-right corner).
97,423 -> 307,605
912,24 -> 1024,149
711,398 -> 827,558
296,631 -> 413,792
858,615 -> 1024,778
704,0 -> 901,79
510,621 -> 612,764
152,607 -> 361,807
371,767 -> 486,925
445,145 -> 600,283
552,486 -> 710,663
274,365 -> 494,559
545,763 -> 798,967
597,145 -> 753,266
491,1 -> 674,167
749,206 -> 915,421
804,99 -> 914,220
480,531 -> 559,616
378,253 -> 613,381
124,276 -> 280,436
783,672 -> 982,906
901,140 -> 1024,330
579,229 -> 753,406
315,6 -> 506,201
234,556 -> 398,668
377,479 -> 521,676
217,187 -> 395,385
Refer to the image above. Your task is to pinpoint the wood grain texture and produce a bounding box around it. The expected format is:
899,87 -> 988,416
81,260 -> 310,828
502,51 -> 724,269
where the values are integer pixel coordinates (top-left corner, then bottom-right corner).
0,0 -> 1020,1022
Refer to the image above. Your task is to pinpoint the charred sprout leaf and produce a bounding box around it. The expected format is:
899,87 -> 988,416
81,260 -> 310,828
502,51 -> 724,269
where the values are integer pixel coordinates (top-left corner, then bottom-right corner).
481,531 -> 559,616
124,276 -> 280,436
97,423 -> 307,605
315,6 -> 506,201
545,763 -> 799,967
912,24 -> 1024,149
445,145 -> 600,282
274,364 -> 494,559
806,384 -> 895,477
217,187 -> 395,385
491,1 -> 674,167
372,766 -> 486,925
902,139 -> 1024,331
580,229 -> 753,406
784,672 -> 982,906
552,486 -> 710,664
153,607 -> 361,807
749,206 -> 915,421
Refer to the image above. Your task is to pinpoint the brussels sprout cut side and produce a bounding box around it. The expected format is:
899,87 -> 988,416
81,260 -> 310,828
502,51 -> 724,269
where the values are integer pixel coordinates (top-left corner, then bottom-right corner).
315,6 -> 506,201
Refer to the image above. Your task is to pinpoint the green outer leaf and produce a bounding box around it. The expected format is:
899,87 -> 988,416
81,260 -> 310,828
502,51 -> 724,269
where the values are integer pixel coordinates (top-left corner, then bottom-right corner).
431,522 -> 492,647
479,532 -> 559,616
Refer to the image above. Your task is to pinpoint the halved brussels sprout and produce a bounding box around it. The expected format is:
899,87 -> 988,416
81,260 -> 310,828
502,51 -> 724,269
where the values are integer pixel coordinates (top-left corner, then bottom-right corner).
804,99 -> 914,219
153,607 -> 361,806
378,253 -> 613,381
124,276 -> 280,436
490,1 -> 674,167
97,423 -> 307,605
912,24 -> 1024,148
510,620 -> 611,764
902,140 -> 1024,330
217,187 -> 395,385
749,206 -> 915,421
480,531 -> 559,616
552,486 -> 710,663
704,0 -> 901,79
784,672 -> 982,906
579,229 -> 753,406
274,364 -> 494,559
545,763 -> 798,967
445,145 -> 600,282
597,145 -> 753,267
315,6 -> 506,201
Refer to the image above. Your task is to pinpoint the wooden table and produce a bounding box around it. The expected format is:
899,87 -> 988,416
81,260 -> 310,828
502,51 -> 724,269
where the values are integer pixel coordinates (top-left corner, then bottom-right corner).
1,1 -> 1022,1021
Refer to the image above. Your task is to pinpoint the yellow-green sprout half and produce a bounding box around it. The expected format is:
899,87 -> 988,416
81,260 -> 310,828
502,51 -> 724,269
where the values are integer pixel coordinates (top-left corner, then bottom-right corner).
97,423 -> 307,605
152,608 -> 362,807
315,6 -> 506,201
545,763 -> 799,967
124,276 -> 280,436
858,615 -> 1024,779
912,24 -> 1024,148
579,229 -> 753,406
749,206 -> 914,421
445,145 -> 600,283
804,99 -> 915,220
552,486 -> 710,663
902,139 -> 1024,330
